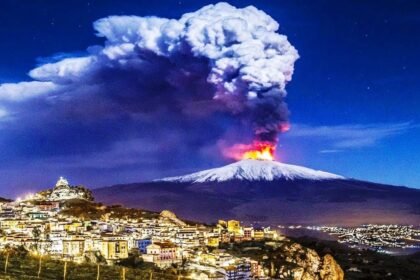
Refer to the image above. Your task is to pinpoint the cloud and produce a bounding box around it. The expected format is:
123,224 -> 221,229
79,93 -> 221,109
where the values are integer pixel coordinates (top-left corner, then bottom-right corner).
0,81 -> 58,101
0,108 -> 7,119
29,56 -> 96,83
319,149 -> 342,154
288,122 -> 417,150
0,3 -> 298,183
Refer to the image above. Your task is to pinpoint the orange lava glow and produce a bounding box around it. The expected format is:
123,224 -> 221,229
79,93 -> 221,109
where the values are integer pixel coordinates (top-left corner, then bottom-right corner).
223,141 -> 276,161
242,142 -> 275,160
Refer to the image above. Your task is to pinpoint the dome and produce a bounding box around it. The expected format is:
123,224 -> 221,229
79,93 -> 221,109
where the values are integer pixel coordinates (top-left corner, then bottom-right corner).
55,176 -> 69,188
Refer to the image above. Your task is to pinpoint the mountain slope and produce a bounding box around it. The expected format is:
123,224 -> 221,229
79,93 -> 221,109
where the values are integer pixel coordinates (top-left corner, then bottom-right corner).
94,160 -> 420,226
159,159 -> 345,183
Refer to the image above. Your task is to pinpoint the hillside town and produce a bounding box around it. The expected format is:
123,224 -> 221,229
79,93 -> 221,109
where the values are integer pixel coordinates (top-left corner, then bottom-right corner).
0,177 -> 312,280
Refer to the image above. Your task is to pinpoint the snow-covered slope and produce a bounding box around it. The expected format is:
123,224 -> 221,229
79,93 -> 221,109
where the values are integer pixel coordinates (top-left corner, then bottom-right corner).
158,159 -> 345,183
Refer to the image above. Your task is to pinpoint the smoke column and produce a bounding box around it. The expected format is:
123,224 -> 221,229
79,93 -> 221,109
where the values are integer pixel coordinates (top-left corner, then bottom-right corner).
0,2 -> 299,161
92,3 -> 298,148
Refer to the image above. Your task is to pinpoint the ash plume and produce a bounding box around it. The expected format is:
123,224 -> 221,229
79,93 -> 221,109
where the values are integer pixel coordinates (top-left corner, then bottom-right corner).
0,2 -> 298,169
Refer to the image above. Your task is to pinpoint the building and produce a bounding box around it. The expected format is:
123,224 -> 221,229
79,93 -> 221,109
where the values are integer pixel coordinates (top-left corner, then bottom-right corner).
0,219 -> 22,230
63,237 -> 85,259
137,238 -> 152,253
49,177 -> 87,201
227,220 -> 242,235
37,201 -> 60,211
263,227 -> 278,240
27,212 -> 49,220
63,221 -> 84,233
224,262 -> 251,280
175,227 -> 201,248
243,227 -> 254,241
249,260 -> 264,278
100,235 -> 129,263
253,229 -> 265,240
206,236 -> 220,248
143,241 -> 178,267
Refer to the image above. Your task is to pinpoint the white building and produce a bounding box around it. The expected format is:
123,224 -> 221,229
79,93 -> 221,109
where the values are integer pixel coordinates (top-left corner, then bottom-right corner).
49,177 -> 86,201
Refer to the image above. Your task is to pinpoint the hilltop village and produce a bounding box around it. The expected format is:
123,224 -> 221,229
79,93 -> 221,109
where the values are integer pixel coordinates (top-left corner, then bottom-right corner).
0,178 -> 343,280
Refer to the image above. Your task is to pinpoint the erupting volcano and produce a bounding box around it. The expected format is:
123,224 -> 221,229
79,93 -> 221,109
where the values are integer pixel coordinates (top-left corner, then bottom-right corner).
242,142 -> 275,161
95,157 -> 420,227
225,141 -> 276,161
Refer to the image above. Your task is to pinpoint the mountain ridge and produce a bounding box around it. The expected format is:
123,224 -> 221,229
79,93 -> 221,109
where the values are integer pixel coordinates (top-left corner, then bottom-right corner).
158,159 -> 346,183
94,160 -> 420,226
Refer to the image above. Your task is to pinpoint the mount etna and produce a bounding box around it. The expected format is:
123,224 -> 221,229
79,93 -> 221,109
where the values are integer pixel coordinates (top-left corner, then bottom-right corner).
94,159 -> 420,226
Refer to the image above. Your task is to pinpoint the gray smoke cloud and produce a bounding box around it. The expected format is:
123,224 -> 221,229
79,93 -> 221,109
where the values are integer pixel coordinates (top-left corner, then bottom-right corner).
0,2 -> 298,160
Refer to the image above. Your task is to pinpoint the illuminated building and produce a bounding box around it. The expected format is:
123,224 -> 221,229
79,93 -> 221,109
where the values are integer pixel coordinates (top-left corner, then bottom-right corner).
227,220 -> 241,235
100,235 -> 129,262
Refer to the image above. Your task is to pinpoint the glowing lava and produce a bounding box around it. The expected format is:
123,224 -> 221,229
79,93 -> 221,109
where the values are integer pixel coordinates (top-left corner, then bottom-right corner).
242,143 -> 275,160
223,141 -> 276,161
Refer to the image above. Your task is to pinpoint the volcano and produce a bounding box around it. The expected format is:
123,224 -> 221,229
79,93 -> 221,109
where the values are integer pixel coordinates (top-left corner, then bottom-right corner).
94,160 -> 420,226
159,159 -> 345,183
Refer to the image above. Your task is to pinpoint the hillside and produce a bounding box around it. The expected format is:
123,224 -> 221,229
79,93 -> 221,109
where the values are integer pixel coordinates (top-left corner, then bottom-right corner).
293,236 -> 420,280
94,160 -> 420,226
59,199 -> 160,220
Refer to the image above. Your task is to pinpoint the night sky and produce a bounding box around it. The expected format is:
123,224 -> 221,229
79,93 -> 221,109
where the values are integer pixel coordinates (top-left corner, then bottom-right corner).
0,0 -> 419,197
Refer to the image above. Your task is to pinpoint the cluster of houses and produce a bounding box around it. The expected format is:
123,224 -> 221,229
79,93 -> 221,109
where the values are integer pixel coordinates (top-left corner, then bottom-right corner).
0,177 -> 282,279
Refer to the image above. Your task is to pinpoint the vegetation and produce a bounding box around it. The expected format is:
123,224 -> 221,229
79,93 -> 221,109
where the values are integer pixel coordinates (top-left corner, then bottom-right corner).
0,249 -> 191,280
292,236 -> 420,280
37,185 -> 94,202
36,189 -> 52,199
59,199 -> 159,221
73,185 -> 94,201
0,196 -> 12,203
220,240 -> 308,278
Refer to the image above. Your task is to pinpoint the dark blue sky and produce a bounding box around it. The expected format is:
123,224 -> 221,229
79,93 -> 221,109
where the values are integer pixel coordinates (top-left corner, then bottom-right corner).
0,0 -> 419,197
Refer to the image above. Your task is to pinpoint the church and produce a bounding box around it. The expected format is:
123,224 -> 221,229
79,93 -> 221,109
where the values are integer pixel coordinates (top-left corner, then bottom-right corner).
49,177 -> 89,201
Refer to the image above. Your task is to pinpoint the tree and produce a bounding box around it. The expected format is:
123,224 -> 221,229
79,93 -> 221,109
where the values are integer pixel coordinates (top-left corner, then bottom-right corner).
179,253 -> 189,274
32,227 -> 41,239
31,227 -> 42,253
118,249 -> 145,268
73,185 -> 94,201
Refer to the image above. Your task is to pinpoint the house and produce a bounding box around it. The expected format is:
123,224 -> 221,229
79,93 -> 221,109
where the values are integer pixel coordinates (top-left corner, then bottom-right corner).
63,237 -> 85,259
137,238 -> 152,253
0,207 -> 15,218
37,201 -> 60,211
0,219 -> 23,230
143,241 -> 178,267
27,212 -> 49,220
64,221 -> 84,233
206,236 -> 220,248
249,259 -> 264,278
227,220 -> 242,235
191,272 -> 225,280
175,227 -> 200,248
243,227 -> 254,241
253,229 -> 265,240
99,235 -> 129,263
199,251 -> 234,267
263,227 -> 278,240
224,261 -> 251,280
49,231 -> 67,255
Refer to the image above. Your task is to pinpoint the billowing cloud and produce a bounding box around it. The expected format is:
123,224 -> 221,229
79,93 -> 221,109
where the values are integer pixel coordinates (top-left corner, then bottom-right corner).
0,81 -> 58,101
0,2 -> 298,189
